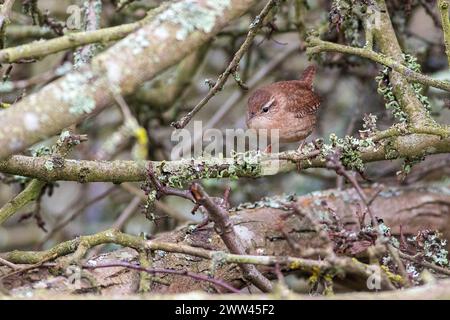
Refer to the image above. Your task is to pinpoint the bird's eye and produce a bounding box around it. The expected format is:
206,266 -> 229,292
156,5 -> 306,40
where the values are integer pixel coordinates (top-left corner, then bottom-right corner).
261,98 -> 275,113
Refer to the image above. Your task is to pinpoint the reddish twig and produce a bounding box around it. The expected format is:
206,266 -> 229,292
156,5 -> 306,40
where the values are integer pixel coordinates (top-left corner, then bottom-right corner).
325,152 -> 377,227
83,261 -> 240,293
190,183 -> 273,293
326,153 -> 412,286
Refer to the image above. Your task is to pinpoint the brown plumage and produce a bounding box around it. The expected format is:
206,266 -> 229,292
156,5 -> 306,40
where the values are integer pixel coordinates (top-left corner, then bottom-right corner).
246,66 -> 321,143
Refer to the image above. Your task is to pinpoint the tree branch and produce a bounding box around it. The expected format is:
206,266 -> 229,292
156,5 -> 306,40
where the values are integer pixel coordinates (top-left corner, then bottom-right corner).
0,0 -> 15,49
1,132 -> 450,183
0,0 -> 259,159
438,0 -> 450,66
0,17 -> 148,64
306,36 -> 450,93
0,131 -> 87,226
190,183 -> 273,292
2,184 -> 448,295
373,0 -> 436,126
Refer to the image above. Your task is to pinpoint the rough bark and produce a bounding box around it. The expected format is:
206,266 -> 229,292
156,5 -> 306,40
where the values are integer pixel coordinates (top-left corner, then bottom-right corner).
0,0 -> 258,159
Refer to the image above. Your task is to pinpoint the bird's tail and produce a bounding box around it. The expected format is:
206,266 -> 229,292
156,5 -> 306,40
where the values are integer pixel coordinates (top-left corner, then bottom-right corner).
299,65 -> 316,89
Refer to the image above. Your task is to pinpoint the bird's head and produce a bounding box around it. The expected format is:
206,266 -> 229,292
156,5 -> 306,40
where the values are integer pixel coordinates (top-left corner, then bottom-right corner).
246,88 -> 279,130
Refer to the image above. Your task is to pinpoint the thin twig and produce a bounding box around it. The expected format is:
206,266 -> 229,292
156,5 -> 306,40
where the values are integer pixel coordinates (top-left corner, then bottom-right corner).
399,251 -> 450,277
172,0 -> 280,129
120,182 -> 188,222
0,257 -> 19,270
0,131 -> 87,226
190,183 -> 273,293
306,36 -> 450,92
37,186 -> 117,247
146,163 -> 196,202
111,196 -> 141,230
419,0 -> 442,28
83,261 -> 241,293
325,152 -> 376,226
0,179 -> 46,226
0,228 -> 399,291
0,0 -> 16,49
386,244 -> 412,287
325,154 -> 411,287
438,0 -> 450,66
0,11 -> 158,63
0,254 -> 58,287
75,0 -> 102,67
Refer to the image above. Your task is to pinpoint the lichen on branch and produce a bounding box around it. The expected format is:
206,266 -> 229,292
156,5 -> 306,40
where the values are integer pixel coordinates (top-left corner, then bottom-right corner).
0,0 -> 259,160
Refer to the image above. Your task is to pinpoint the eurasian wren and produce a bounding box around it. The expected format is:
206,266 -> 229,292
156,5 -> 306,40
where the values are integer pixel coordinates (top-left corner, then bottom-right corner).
246,66 -> 320,143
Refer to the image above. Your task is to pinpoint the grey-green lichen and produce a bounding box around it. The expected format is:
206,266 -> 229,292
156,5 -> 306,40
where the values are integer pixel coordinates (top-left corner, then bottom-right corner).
33,131 -> 81,172
30,145 -> 52,157
55,71 -> 97,116
405,263 -> 420,283
143,189 -> 157,221
156,151 -> 262,188
329,0 -> 364,47
43,156 -> 65,172
376,66 -> 407,122
74,43 -> 104,69
59,130 -> 72,142
0,81 -> 14,93
384,139 -> 399,160
359,113 -> 378,138
403,54 -> 432,113
44,159 -> 55,171
129,28 -> 151,55
74,0 -> 103,69
376,53 -> 432,122
396,155 -> 425,180
210,251 -> 227,273
157,0 -> 231,41
230,194 -> 297,212
55,62 -> 73,76
408,230 -> 449,267
322,133 -> 375,172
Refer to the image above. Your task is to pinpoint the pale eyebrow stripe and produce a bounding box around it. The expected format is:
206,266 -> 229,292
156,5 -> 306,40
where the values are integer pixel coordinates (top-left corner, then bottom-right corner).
261,97 -> 275,110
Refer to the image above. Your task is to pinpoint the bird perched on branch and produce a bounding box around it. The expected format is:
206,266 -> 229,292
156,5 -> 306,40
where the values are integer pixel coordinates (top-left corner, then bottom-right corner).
246,66 -> 321,145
